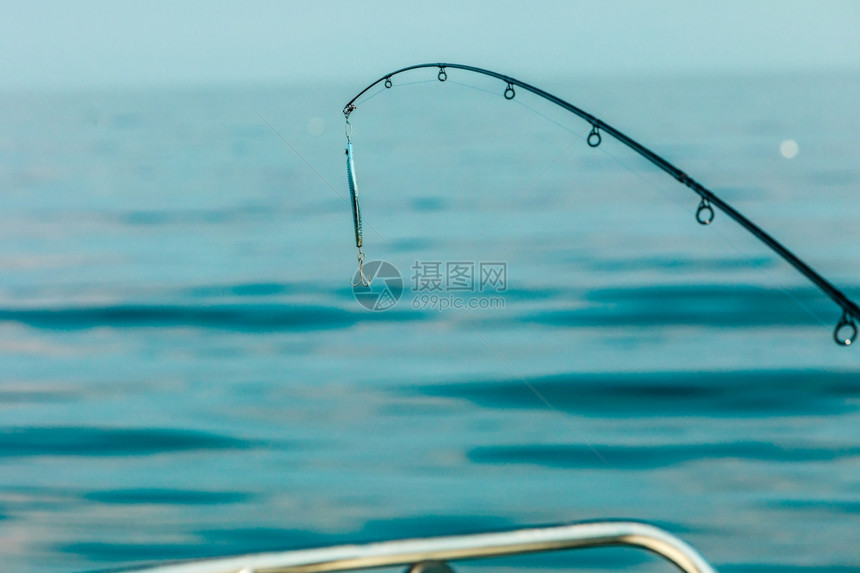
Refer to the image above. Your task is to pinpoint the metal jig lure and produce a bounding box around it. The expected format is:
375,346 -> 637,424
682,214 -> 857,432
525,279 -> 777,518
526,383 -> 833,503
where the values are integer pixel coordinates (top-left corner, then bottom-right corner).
342,63 -> 859,345
345,116 -> 370,287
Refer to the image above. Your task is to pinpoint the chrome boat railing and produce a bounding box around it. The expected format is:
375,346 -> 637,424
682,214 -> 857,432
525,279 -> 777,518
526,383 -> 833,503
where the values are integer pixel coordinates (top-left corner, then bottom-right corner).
121,521 -> 716,573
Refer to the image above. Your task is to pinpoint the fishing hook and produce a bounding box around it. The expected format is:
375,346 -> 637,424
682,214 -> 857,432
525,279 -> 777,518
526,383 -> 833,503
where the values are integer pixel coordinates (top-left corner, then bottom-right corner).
352,249 -> 371,287
341,62 -> 860,345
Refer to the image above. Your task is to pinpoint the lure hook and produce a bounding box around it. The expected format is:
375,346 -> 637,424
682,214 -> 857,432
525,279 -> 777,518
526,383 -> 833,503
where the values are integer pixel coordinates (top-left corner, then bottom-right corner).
352,249 -> 371,287
834,311 -> 857,346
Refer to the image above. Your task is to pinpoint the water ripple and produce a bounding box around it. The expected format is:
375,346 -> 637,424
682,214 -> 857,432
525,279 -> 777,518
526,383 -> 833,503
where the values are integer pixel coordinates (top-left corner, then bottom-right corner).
470,441 -> 860,469
83,488 -> 251,506
418,370 -> 860,417
522,285 -> 839,328
0,427 -> 251,457
0,304 -> 422,331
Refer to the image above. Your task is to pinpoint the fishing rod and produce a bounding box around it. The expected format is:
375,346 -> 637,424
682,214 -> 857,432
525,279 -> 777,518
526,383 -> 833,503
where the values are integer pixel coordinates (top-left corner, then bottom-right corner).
342,62 -> 859,346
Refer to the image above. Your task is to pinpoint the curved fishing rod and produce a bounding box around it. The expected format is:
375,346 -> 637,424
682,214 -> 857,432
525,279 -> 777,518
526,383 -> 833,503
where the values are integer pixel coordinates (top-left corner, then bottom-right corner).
343,62 -> 859,346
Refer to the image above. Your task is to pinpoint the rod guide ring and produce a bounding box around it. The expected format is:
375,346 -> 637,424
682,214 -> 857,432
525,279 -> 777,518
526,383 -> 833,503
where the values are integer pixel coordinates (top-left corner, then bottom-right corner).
834,312 -> 857,346
696,198 -> 714,225
587,125 -> 601,147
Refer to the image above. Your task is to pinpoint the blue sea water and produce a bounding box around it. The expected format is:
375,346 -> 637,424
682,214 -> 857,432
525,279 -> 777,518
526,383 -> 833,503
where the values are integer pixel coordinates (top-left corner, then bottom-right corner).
0,71 -> 859,572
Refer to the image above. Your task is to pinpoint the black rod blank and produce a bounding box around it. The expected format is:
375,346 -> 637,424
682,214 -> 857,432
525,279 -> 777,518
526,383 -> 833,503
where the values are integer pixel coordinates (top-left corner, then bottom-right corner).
343,63 -> 859,345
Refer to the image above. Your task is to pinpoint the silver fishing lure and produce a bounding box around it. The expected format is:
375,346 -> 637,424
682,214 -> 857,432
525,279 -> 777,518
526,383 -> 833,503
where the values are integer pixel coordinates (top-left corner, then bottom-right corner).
346,142 -> 362,249
346,139 -> 370,286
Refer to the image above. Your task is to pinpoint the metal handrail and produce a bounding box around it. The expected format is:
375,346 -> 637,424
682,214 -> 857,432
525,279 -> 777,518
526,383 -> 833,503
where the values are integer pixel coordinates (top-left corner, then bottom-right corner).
120,521 -> 716,573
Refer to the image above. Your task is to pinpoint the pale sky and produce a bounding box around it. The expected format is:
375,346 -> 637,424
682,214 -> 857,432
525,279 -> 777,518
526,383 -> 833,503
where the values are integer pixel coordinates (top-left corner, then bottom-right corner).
1,0 -> 859,90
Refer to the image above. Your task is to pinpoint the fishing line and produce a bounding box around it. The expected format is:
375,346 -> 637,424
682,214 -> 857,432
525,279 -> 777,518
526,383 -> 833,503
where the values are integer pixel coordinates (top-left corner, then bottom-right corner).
451,77 -> 591,140
446,77 -> 830,331
390,78 -> 439,88
342,63 -> 859,345
591,139 -> 833,331
473,329 -> 605,463
447,78 -> 503,99
354,86 -> 388,109
513,93 -> 839,332
514,100 -> 589,140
